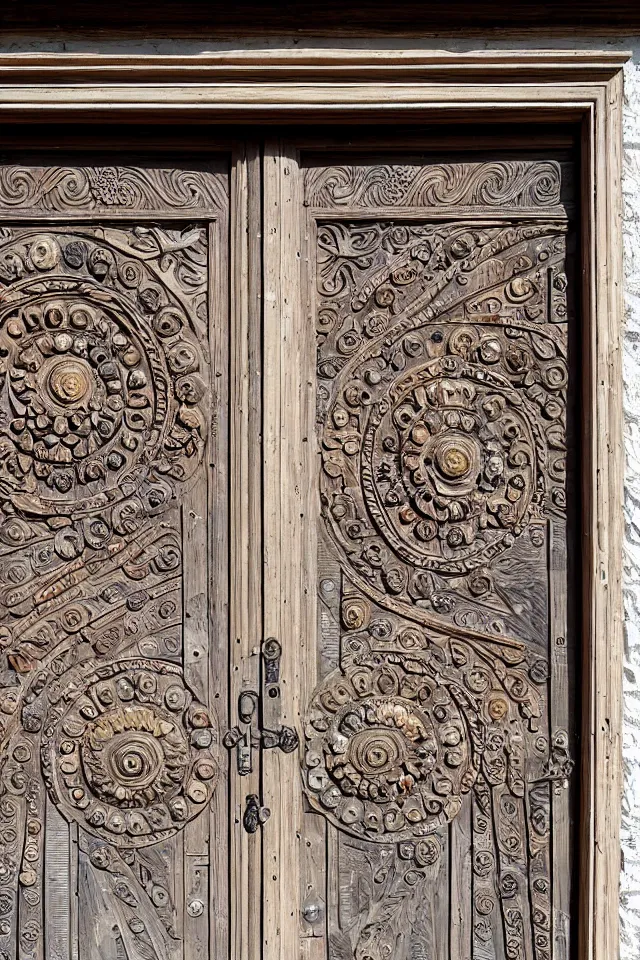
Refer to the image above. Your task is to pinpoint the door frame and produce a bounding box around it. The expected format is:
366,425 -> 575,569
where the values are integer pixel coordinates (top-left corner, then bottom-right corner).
0,47 -> 627,960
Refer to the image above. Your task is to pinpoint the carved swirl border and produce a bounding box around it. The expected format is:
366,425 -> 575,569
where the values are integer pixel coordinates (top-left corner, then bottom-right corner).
0,164 -> 227,215
304,160 -> 572,212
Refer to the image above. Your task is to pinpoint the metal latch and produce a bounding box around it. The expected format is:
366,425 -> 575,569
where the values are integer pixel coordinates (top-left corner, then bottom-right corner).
223,639 -> 299,777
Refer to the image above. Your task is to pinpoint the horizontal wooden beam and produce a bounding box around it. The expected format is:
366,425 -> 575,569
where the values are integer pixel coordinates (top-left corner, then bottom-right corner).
0,49 -> 629,84
1,0 -> 640,36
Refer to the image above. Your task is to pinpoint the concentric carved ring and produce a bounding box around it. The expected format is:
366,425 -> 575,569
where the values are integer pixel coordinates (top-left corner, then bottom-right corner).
0,234 -> 206,516
360,362 -> 537,572
41,659 -> 219,848
303,654 -> 477,841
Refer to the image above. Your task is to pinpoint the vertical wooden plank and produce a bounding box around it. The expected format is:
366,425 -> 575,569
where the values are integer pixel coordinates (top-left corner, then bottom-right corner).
183,480 -> 212,959
432,830 -> 449,960
262,141 -> 314,960
549,518 -> 570,960
450,797 -> 473,960
44,798 -> 71,960
205,200 -> 231,960
579,73 -> 625,960
229,142 -> 263,960
69,825 -> 78,960
298,180 -> 328,960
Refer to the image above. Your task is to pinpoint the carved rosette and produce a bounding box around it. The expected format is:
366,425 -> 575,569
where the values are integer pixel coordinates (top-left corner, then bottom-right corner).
302,619 -> 547,844
40,660 -> 218,848
0,232 -> 207,520
304,639 -> 494,842
360,355 -> 537,573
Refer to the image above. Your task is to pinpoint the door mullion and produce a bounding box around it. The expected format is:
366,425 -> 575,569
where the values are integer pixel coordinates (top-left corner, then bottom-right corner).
261,140 -> 316,960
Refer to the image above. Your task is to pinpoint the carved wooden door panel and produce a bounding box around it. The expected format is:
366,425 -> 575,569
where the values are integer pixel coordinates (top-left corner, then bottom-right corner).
0,160 -> 231,960
263,148 -> 578,960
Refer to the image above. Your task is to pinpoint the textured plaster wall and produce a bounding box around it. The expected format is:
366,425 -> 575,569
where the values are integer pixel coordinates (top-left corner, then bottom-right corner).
0,30 -> 638,958
621,43 -> 640,960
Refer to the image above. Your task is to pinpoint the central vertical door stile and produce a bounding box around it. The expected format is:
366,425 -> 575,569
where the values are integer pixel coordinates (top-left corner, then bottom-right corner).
262,143 -> 316,960
230,143 -> 264,960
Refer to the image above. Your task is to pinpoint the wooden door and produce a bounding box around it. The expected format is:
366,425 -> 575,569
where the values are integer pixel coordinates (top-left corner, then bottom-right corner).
0,158 -> 231,960
0,141 -> 581,960
263,146 -> 579,960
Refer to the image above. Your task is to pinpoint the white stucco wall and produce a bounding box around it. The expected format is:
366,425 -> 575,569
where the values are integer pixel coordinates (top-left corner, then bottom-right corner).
620,43 -> 640,960
0,30 -> 638,958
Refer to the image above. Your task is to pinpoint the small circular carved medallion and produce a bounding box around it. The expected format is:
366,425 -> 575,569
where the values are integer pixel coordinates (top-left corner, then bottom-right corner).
42,659 -> 219,848
303,652 -> 477,841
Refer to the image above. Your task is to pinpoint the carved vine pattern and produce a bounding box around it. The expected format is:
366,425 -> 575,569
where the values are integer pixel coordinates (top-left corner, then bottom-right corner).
303,175 -> 574,960
0,223 -> 217,960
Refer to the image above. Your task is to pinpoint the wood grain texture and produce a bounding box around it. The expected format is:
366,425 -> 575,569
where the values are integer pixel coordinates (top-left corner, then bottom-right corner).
578,73 -> 625,960
0,165 -> 230,960
229,141 -> 263,960
0,47 -> 625,960
1,0 -> 640,36
262,140 -> 315,960
296,156 -> 577,960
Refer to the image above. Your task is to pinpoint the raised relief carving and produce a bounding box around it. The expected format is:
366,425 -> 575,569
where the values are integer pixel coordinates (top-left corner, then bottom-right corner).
305,160 -> 568,212
0,164 -> 226,214
303,162 -> 574,960
0,219 -> 219,958
303,618 -> 549,959
42,659 -> 218,848
303,624 -> 540,841
317,220 -> 568,642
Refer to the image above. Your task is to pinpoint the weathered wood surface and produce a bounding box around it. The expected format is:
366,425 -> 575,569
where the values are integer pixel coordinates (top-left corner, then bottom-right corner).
0,120 -> 623,960
297,156 -> 578,959
2,0 -> 640,35
0,161 -> 229,960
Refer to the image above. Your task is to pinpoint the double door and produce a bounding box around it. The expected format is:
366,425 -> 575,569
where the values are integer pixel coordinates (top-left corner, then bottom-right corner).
0,139 -> 578,960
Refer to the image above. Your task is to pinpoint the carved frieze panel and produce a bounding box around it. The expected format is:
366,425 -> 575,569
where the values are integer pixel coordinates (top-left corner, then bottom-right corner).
0,162 -> 226,216
301,158 -> 576,960
304,159 -> 573,216
0,187 -> 227,960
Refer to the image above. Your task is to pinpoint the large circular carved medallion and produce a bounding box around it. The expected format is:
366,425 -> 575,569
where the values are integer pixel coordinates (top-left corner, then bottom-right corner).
41,659 -> 218,848
319,317 -> 566,624
0,233 -> 206,518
